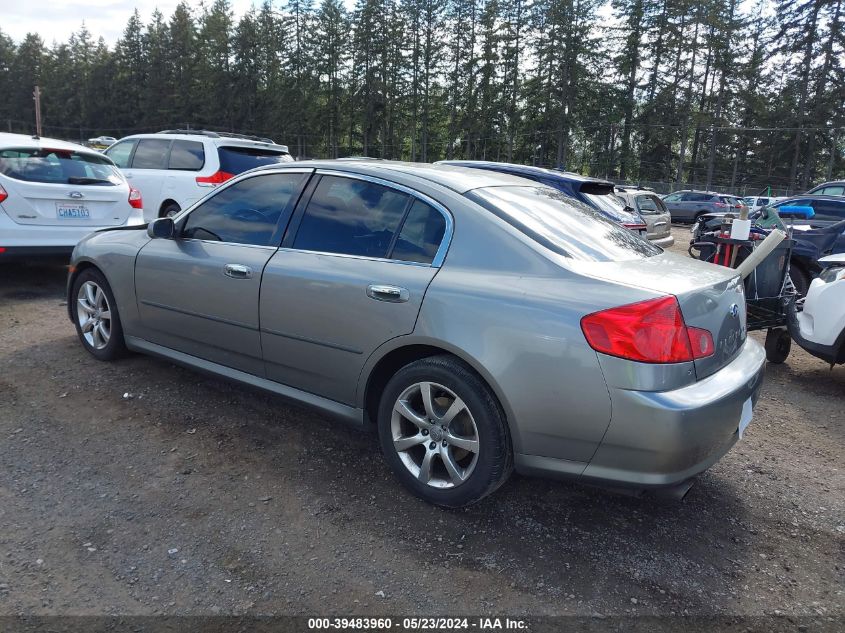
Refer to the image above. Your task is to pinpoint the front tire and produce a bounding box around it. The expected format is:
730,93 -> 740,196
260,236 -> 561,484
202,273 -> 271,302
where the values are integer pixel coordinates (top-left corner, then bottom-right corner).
377,355 -> 512,507
72,268 -> 127,361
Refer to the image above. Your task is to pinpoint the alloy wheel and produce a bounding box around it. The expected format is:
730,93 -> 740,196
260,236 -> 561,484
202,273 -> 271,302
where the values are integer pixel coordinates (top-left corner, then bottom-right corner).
76,281 -> 112,350
390,381 -> 480,489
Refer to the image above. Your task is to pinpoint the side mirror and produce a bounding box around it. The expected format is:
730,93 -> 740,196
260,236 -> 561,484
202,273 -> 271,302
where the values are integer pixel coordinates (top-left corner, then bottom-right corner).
147,217 -> 175,239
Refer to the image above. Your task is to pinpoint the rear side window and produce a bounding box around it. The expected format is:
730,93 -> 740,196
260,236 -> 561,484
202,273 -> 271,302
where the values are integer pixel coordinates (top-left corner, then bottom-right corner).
468,185 -> 661,262
104,140 -> 136,168
391,199 -> 447,264
0,147 -> 123,185
131,139 -> 171,169
636,195 -> 658,213
168,140 -> 204,171
181,173 -> 306,246
293,175 -> 409,258
663,193 -> 683,202
218,146 -> 291,175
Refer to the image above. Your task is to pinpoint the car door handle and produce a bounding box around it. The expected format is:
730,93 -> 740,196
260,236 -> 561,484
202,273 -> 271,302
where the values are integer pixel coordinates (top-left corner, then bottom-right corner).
224,263 -> 252,279
367,284 -> 409,303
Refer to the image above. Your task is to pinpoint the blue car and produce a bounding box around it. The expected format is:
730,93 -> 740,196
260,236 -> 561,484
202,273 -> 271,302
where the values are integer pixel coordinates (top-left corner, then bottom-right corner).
436,161 -> 648,238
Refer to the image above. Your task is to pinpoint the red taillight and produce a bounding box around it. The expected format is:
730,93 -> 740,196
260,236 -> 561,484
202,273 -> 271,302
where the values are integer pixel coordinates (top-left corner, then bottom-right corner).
623,223 -> 647,231
128,187 -> 143,209
0,183 -> 7,204
580,296 -> 714,364
714,202 -> 728,208
196,170 -> 234,187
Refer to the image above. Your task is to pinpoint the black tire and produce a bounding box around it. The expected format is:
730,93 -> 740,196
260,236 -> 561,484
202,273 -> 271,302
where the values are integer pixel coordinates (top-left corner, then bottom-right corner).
377,355 -> 513,507
71,268 -> 128,361
160,202 -> 181,218
764,328 -> 791,364
789,264 -> 810,297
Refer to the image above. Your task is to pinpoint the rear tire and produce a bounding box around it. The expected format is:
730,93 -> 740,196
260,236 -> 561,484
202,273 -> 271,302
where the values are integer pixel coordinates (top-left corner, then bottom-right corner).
377,355 -> 512,507
160,202 -> 181,218
789,264 -> 810,297
765,328 -> 791,364
71,268 -> 128,361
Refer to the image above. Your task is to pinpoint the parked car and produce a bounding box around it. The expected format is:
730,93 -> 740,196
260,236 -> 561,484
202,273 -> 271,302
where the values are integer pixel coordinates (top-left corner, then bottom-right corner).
0,132 -> 143,259
88,136 -> 117,147
742,195 -> 786,212
788,253 -> 845,366
104,130 -> 293,221
662,190 -> 748,222
614,186 -> 674,247
68,161 -> 765,507
805,180 -> 845,197
435,161 -> 649,239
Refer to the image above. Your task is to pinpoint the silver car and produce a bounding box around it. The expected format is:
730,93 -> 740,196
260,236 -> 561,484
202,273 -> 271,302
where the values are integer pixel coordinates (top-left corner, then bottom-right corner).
68,161 -> 765,507
614,186 -> 674,248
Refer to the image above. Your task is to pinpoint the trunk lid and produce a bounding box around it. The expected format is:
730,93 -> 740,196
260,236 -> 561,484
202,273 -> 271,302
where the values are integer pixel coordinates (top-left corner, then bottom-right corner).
570,252 -> 747,379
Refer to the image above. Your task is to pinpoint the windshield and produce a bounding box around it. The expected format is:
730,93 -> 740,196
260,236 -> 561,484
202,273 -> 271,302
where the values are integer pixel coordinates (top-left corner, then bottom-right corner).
0,147 -> 123,185
218,146 -> 292,174
468,185 -> 661,262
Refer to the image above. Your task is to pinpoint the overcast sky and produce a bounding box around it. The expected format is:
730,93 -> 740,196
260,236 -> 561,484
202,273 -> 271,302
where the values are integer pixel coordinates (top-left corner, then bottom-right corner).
3,0 -> 261,46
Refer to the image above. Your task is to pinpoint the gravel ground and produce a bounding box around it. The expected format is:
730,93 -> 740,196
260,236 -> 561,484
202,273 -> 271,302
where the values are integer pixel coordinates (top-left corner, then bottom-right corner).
0,226 -> 842,627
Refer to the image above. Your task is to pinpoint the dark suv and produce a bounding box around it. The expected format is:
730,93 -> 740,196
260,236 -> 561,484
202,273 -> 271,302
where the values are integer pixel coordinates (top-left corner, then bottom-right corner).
662,190 -> 747,222
436,161 -> 648,237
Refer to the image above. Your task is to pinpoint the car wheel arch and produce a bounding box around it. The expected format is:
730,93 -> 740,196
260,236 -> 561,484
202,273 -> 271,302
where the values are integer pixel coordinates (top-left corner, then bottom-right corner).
159,199 -> 181,217
358,338 -> 519,450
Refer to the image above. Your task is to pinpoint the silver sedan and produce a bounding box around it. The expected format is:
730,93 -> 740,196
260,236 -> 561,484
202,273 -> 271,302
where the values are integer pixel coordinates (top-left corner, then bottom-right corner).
68,161 -> 765,507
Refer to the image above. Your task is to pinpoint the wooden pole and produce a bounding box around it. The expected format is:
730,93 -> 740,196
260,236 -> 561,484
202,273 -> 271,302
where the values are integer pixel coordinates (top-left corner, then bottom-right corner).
33,85 -> 42,138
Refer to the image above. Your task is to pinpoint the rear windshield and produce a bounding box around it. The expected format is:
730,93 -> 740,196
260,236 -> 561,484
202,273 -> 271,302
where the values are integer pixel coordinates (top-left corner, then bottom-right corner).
0,147 -> 123,185
468,185 -> 661,261
218,146 -> 291,174
581,189 -> 630,221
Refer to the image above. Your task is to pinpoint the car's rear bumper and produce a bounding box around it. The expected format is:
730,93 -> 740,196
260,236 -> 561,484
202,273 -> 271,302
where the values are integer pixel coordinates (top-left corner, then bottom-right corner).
0,211 -> 144,256
649,234 -> 675,248
515,338 -> 766,489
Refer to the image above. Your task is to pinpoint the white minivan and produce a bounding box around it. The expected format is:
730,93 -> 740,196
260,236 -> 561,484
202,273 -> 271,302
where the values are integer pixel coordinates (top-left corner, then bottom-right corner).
104,130 -> 293,221
0,133 -> 143,259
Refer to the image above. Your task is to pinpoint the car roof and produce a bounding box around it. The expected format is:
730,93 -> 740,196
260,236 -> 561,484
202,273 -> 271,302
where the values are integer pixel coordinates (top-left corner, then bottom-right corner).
116,132 -> 290,153
260,159 -> 535,194
0,132 -> 103,155
808,180 -> 845,188
435,160 -> 615,187
776,194 -> 845,203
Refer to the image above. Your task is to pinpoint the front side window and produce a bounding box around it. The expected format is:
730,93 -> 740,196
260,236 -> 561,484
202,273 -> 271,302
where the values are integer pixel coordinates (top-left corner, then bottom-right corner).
168,140 -> 205,171
131,139 -> 171,169
293,175 -> 410,258
468,185 -> 661,262
181,173 -> 306,246
104,140 -> 136,168
819,185 -> 844,196
0,147 -> 123,185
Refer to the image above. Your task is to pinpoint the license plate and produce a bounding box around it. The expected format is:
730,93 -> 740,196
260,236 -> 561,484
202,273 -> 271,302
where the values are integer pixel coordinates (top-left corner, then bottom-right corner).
56,203 -> 90,219
738,398 -> 753,439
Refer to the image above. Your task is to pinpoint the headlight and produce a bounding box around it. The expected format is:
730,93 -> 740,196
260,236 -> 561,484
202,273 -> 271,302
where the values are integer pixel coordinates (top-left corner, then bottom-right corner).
818,266 -> 845,283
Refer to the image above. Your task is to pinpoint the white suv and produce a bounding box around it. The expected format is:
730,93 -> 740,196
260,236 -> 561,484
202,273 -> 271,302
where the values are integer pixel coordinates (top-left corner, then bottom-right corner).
0,133 -> 144,259
104,130 -> 293,221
